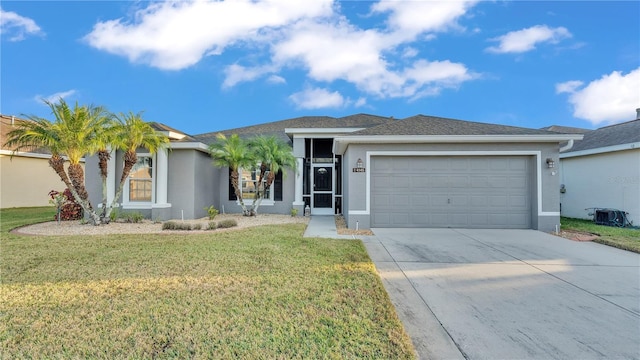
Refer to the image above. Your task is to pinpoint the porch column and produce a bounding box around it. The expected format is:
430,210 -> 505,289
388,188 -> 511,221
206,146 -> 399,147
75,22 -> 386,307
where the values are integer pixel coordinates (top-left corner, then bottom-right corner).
155,148 -> 168,205
293,157 -> 304,206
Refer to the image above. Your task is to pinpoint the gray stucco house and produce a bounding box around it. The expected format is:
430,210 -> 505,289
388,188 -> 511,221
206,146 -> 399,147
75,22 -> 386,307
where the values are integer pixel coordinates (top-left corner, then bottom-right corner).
86,114 -> 583,232
559,117 -> 640,226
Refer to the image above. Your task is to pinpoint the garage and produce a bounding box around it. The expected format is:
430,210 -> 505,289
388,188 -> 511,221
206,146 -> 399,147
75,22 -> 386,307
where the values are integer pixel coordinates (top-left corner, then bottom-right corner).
370,156 -> 532,228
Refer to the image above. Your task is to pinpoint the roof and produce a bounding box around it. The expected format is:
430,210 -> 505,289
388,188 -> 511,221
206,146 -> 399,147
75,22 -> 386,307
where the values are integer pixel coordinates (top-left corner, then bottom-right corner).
541,125 -> 591,134
0,114 -> 51,155
562,119 -> 640,153
194,113 -> 393,145
149,122 -> 198,142
352,114 -> 561,136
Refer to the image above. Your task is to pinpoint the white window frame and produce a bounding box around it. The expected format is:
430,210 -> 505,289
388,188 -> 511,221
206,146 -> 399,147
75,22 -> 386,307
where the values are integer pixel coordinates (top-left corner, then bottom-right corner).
123,153 -> 156,209
238,164 -> 275,206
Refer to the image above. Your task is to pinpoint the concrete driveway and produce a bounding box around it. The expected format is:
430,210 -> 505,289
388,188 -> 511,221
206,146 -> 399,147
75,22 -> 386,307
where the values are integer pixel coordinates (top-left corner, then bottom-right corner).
363,229 -> 640,360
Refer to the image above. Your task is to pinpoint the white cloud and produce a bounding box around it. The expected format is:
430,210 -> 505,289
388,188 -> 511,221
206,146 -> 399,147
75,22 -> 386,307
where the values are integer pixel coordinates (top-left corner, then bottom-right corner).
289,87 -> 346,109
223,64 -> 272,89
486,25 -> 571,54
354,97 -> 367,107
84,0 -> 480,103
371,1 -> 478,40
0,8 -> 43,41
558,68 -> 640,125
84,0 -> 334,70
555,80 -> 583,94
35,90 -> 77,104
267,75 -> 286,85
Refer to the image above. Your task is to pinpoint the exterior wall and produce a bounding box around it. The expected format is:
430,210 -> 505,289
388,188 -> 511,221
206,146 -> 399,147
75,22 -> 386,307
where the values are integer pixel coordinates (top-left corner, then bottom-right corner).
560,149 -> 640,225
167,149 -> 216,220
0,154 -> 71,208
342,142 -> 561,232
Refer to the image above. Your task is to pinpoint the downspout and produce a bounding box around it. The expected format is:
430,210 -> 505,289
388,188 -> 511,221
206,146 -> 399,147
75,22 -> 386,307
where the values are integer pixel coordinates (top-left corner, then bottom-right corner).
559,139 -> 574,153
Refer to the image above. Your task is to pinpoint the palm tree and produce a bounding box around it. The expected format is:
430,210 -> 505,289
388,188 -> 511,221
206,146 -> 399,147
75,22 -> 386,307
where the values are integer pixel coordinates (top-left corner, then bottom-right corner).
208,133 -> 254,215
86,114 -> 120,223
4,99 -> 108,225
248,135 -> 296,214
105,112 -> 170,220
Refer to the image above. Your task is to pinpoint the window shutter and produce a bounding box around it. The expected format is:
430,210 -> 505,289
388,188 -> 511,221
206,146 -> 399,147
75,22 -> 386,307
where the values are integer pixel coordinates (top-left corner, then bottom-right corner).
274,170 -> 283,201
229,168 -> 237,201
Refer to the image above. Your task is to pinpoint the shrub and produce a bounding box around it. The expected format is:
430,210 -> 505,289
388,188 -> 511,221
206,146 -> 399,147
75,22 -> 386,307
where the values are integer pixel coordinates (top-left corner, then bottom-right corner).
121,212 -> 144,223
193,223 -> 202,230
207,221 -> 218,230
162,221 -> 194,231
49,189 -> 83,221
217,219 -> 238,229
204,205 -> 219,220
290,208 -> 298,217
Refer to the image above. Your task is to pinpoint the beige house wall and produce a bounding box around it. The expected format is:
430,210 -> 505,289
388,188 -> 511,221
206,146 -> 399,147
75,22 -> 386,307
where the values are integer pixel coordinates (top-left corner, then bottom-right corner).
0,154 -> 70,208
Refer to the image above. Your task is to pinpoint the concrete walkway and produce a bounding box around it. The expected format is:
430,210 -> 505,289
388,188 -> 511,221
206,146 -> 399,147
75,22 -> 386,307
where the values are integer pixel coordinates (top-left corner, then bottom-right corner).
303,215 -> 354,239
362,228 -> 640,360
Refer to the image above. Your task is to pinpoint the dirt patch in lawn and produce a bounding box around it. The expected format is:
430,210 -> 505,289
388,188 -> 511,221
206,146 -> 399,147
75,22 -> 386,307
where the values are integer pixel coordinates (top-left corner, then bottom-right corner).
557,230 -> 599,242
335,215 -> 374,236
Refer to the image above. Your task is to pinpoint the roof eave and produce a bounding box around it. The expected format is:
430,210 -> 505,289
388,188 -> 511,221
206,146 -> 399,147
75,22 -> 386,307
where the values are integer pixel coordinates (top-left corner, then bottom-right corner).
334,134 -> 585,154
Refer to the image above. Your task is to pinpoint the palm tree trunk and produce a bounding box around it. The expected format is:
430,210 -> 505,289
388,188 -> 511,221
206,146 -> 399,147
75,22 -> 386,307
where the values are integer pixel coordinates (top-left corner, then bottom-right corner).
49,156 -> 100,225
230,170 -> 251,215
106,150 -> 137,220
98,149 -> 111,223
68,163 -> 101,225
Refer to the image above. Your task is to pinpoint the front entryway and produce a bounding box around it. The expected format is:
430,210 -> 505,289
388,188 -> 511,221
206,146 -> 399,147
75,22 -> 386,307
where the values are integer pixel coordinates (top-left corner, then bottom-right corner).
312,165 -> 333,215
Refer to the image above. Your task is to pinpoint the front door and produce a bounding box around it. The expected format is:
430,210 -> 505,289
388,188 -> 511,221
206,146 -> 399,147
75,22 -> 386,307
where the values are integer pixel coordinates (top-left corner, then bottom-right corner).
312,166 -> 333,215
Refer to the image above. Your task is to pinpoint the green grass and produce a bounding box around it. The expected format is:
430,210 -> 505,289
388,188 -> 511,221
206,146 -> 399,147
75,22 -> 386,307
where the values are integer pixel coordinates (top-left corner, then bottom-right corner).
561,217 -> 640,253
0,207 -> 415,359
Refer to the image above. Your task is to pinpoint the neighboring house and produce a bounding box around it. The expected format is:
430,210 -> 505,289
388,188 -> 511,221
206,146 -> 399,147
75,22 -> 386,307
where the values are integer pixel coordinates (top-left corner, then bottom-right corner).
86,113 -> 582,232
0,115 -> 78,208
559,115 -> 640,226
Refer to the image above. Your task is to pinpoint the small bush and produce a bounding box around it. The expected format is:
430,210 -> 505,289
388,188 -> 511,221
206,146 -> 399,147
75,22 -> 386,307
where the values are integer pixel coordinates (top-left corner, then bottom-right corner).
49,189 -> 83,221
162,221 -> 194,231
121,212 -> 144,223
207,221 -> 218,230
204,205 -> 219,220
217,219 -> 238,229
290,208 -> 298,217
193,223 -> 202,230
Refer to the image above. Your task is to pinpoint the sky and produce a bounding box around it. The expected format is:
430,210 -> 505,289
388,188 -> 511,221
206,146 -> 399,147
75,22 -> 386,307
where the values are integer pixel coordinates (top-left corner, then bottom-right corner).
1,1 -> 639,136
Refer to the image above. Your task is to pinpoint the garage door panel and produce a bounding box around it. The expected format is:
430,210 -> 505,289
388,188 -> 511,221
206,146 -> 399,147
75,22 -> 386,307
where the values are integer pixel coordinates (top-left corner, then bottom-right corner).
371,156 -> 531,228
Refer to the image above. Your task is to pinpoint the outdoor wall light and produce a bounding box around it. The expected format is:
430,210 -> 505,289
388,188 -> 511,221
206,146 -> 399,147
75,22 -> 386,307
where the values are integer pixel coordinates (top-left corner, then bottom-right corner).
356,158 -> 364,169
546,158 -> 555,169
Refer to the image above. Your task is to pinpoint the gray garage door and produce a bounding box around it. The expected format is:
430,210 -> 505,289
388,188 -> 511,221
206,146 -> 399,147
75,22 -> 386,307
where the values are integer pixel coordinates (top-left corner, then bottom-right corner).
371,156 -> 531,228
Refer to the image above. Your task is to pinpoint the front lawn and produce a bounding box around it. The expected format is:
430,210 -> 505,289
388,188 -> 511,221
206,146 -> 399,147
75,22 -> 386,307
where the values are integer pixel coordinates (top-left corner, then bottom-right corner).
1,208 -> 415,359
561,217 -> 640,253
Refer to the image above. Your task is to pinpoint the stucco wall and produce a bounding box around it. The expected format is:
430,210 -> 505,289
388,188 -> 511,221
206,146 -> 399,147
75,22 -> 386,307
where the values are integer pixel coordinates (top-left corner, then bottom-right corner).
0,155 -> 69,208
166,149 -> 217,220
560,149 -> 640,225
342,142 -> 561,232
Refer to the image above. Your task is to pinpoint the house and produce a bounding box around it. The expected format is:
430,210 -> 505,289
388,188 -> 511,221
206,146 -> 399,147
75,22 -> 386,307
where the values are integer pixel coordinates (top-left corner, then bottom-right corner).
85,114 -> 583,232
559,113 -> 640,226
0,115 -> 80,208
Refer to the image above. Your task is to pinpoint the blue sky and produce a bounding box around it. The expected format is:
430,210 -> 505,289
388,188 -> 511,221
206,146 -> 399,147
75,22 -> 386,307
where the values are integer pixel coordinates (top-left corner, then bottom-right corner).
2,1 -> 638,135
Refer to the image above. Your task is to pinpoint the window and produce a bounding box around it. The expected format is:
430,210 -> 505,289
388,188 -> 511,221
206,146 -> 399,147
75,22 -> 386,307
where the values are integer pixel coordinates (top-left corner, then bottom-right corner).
127,156 -> 153,202
228,166 -> 283,202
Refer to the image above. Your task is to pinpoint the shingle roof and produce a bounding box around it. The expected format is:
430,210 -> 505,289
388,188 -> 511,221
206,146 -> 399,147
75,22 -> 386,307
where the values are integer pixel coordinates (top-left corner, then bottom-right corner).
541,125 -> 591,134
149,122 -> 198,142
352,114 -> 559,136
194,113 -> 393,145
0,115 -> 52,155
563,119 -> 640,153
